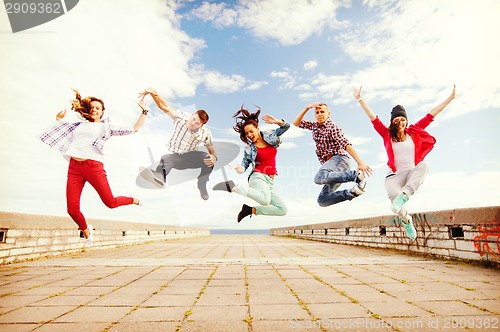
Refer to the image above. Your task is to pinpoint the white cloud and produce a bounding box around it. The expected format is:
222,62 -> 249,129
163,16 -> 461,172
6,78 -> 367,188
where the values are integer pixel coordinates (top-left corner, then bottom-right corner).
298,92 -> 319,101
202,71 -> 247,93
0,0 -> 215,222
304,60 -> 318,70
190,1 -> 226,21
270,68 -> 298,90
345,135 -> 372,146
190,2 -> 237,28
270,70 -> 290,79
190,0 -> 350,46
245,81 -> 269,91
279,141 -> 298,150
333,0 -> 500,118
410,171 -> 500,212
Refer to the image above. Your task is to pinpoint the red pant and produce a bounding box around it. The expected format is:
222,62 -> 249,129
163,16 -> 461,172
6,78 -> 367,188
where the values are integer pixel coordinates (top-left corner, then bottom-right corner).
66,158 -> 134,230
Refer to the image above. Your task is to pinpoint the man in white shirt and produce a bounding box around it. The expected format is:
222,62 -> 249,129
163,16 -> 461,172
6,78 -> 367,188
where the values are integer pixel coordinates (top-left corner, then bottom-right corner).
139,88 -> 217,200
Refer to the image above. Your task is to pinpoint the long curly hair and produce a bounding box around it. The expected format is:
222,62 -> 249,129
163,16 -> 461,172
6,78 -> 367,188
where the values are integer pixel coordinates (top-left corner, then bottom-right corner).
233,105 -> 260,144
70,89 -> 105,122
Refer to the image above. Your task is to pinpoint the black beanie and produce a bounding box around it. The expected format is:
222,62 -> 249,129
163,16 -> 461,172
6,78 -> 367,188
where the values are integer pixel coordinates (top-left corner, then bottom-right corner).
391,105 -> 407,122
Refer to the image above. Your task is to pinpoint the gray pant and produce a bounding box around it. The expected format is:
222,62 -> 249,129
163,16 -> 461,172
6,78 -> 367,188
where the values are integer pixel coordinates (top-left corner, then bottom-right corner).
385,161 -> 429,215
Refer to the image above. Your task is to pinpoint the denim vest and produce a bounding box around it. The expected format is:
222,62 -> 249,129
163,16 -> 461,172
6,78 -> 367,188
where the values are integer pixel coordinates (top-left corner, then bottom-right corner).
240,120 -> 290,172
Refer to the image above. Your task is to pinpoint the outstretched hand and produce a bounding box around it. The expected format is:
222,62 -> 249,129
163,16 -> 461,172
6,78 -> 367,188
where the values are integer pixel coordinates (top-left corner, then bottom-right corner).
353,86 -> 363,100
357,163 -> 373,178
306,102 -> 323,109
449,84 -> 456,100
138,87 -> 157,100
262,114 -> 281,125
56,109 -> 67,121
228,163 -> 244,174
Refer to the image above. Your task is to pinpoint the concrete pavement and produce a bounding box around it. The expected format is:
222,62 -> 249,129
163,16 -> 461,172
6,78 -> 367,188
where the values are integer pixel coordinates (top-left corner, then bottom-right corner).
0,235 -> 499,331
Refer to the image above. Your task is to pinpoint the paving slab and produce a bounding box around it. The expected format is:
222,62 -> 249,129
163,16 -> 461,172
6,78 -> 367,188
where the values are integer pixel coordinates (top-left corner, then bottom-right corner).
0,235 -> 499,331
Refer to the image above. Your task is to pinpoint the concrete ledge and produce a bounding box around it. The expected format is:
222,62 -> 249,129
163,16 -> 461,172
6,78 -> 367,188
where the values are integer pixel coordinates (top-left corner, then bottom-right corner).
271,206 -> 500,265
0,212 -> 209,265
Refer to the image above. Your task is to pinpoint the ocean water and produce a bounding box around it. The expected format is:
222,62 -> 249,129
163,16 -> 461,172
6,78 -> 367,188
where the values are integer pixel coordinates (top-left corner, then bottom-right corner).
209,229 -> 270,235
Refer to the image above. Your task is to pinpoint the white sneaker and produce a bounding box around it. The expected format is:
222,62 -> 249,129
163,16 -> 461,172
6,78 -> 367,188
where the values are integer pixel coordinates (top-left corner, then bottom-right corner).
351,184 -> 365,196
86,225 -> 94,246
355,171 -> 367,191
139,166 -> 164,188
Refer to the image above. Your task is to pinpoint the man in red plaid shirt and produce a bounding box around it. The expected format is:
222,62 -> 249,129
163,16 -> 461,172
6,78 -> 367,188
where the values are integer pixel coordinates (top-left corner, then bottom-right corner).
294,102 -> 372,207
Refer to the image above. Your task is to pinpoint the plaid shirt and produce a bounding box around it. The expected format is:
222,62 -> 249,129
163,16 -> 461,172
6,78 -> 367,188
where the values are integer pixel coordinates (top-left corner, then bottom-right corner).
299,119 -> 351,164
167,111 -> 213,154
38,118 -> 135,155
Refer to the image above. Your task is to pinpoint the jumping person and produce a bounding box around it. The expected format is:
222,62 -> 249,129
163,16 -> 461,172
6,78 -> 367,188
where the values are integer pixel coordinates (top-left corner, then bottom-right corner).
39,89 -> 147,245
293,102 -> 372,207
213,107 -> 289,222
353,85 -> 456,239
138,87 -> 217,200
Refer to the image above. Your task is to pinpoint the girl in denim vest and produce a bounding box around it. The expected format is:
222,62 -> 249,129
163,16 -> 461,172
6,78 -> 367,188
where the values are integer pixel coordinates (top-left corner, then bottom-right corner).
213,106 -> 290,222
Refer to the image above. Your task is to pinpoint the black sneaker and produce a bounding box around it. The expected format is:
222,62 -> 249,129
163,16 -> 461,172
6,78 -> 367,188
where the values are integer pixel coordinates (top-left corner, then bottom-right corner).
237,204 -> 253,223
213,180 -> 235,193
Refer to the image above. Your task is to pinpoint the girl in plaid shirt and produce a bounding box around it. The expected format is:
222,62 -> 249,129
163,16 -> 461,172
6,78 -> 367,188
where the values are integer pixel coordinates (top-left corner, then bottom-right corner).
294,102 -> 372,207
39,89 -> 148,245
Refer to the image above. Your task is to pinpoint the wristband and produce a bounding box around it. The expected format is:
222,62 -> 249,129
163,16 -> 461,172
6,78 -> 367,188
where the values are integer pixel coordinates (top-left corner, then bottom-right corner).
142,109 -> 149,115
357,98 -> 363,102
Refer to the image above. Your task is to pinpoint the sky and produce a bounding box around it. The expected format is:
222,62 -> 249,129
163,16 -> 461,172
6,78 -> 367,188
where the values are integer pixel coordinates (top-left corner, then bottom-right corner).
0,0 -> 499,231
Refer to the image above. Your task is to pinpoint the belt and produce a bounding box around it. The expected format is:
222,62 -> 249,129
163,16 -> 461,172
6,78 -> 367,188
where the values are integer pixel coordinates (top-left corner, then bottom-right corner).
324,153 -> 333,162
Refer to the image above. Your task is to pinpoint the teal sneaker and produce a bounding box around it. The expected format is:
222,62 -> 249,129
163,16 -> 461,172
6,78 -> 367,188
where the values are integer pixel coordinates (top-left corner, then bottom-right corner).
391,193 -> 409,214
400,214 -> 416,239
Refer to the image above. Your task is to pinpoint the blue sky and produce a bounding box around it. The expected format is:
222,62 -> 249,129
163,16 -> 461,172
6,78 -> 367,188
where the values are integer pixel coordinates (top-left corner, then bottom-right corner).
0,0 -> 499,230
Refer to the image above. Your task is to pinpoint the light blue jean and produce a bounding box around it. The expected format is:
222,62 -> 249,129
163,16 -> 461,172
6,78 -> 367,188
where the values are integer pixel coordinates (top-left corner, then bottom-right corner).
235,172 -> 287,216
314,155 -> 357,207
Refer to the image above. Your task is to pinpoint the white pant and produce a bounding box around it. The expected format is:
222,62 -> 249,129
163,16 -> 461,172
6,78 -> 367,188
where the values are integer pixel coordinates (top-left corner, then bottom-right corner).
384,161 -> 429,212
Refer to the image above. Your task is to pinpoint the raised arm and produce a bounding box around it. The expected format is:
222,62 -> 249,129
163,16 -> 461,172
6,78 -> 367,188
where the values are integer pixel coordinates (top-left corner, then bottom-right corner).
139,87 -> 177,119
293,103 -> 316,126
133,100 -> 149,132
353,86 -> 377,121
429,85 -> 456,117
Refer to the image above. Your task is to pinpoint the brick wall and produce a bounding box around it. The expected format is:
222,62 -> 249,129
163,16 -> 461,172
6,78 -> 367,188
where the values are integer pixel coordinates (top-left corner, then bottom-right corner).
0,212 -> 209,265
271,206 -> 500,265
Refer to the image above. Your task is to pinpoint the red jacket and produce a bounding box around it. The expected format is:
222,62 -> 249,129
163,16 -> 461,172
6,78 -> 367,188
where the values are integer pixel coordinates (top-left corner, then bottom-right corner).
372,113 -> 436,173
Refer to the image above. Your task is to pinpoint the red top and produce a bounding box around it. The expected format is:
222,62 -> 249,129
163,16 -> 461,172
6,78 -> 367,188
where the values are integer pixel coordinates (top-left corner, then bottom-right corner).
372,113 -> 436,173
253,145 -> 278,176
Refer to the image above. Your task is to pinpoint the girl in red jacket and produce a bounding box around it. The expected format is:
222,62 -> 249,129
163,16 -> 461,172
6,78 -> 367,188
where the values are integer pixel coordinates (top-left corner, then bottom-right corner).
353,85 -> 456,239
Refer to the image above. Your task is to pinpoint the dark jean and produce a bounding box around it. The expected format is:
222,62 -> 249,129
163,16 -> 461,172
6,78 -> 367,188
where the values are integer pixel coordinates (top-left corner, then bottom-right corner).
156,151 -> 214,189
314,155 -> 357,207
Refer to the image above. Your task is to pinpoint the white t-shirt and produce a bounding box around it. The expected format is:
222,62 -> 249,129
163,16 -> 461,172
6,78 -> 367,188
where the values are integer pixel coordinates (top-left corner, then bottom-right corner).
392,135 -> 415,171
65,122 -> 105,162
